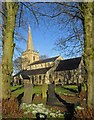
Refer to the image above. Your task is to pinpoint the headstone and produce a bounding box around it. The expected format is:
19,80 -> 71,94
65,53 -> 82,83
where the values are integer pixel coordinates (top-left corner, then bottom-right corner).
47,82 -> 62,106
42,83 -> 48,104
42,83 -> 48,99
22,80 -> 33,104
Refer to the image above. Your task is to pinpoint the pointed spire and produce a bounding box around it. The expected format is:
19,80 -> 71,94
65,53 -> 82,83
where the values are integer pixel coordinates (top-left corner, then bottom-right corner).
27,25 -> 34,51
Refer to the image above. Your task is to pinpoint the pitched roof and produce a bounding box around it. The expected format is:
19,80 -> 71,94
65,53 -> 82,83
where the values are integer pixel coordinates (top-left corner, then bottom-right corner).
14,67 -> 51,77
29,56 -> 59,65
13,71 -> 23,77
55,57 -> 81,71
21,74 -> 30,79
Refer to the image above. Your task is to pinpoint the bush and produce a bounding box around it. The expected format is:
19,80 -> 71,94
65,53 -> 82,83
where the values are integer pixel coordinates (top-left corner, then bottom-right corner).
2,97 -> 19,115
73,108 -> 94,120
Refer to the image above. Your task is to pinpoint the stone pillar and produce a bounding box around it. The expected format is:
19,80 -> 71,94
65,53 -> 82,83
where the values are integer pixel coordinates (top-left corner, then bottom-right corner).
22,80 -> 33,104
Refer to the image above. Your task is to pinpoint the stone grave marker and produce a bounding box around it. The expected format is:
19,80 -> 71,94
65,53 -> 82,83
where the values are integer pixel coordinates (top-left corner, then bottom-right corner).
47,82 -> 62,106
22,80 -> 33,104
42,83 -> 48,104
42,83 -> 48,99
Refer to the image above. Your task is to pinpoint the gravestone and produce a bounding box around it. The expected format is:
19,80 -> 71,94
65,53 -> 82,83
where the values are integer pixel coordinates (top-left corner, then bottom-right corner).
22,80 -> 33,104
42,83 -> 48,99
42,83 -> 48,104
47,82 -> 62,106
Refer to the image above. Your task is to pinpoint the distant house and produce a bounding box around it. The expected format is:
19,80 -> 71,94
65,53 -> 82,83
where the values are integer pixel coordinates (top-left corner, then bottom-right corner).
13,26 -> 85,85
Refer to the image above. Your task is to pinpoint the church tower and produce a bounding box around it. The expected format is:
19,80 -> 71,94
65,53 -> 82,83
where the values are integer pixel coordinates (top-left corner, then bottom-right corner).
22,26 -> 39,70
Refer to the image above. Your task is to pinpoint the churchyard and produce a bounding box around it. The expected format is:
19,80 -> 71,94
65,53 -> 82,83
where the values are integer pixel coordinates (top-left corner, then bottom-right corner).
2,83 -> 86,119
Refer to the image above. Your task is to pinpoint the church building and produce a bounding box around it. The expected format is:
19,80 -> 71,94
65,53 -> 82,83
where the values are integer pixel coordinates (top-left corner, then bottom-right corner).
13,26 -> 85,85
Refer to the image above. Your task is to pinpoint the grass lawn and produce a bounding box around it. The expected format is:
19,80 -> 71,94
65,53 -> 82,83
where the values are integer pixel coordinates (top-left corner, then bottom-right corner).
64,85 -> 78,90
11,87 -> 24,97
55,85 -> 78,95
11,85 -> 23,91
33,85 -> 42,95
11,84 -> 79,98
10,84 -> 79,119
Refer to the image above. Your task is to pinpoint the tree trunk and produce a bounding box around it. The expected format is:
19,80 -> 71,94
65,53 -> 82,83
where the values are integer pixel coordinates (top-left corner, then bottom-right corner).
2,2 -> 18,99
81,2 -> 94,109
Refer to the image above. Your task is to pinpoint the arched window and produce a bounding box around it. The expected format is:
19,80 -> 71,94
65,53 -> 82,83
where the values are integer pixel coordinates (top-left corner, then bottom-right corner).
39,76 -> 41,80
39,75 -> 41,83
48,63 -> 50,67
49,74 -> 52,78
59,79 -> 61,83
44,75 -> 45,79
33,56 -> 35,61
32,76 -> 34,84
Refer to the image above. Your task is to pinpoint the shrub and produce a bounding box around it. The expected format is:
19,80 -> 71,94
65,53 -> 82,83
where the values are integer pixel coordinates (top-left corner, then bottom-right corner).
73,107 -> 94,120
2,97 -> 19,115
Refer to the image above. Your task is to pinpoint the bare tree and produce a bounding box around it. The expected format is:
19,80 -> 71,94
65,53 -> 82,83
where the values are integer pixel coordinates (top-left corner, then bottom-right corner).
1,2 -> 55,99
80,2 -> 94,109
49,2 -> 94,110
39,55 -> 48,60
13,57 -> 22,74
1,2 -> 94,110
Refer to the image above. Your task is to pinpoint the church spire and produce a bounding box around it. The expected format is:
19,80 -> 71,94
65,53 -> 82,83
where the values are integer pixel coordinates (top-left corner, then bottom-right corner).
27,25 -> 34,51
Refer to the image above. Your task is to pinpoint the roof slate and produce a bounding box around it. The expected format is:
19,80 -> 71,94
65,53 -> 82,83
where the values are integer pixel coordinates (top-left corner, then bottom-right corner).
29,56 -> 59,65
14,57 -> 82,78
55,57 -> 81,71
14,67 -> 51,77
21,74 -> 30,79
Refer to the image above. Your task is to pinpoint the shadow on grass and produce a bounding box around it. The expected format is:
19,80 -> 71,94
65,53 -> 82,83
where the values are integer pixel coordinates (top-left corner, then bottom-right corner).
17,92 -> 24,105
55,93 -> 75,120
63,87 -> 78,93
32,93 -> 35,101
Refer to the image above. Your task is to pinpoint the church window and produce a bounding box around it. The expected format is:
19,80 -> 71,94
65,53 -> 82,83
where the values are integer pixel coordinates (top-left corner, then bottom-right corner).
33,56 -> 35,61
39,75 -> 41,80
45,63 -> 48,67
41,64 -> 43,67
48,62 -> 51,67
44,75 -> 45,79
49,74 -> 52,78
39,75 -> 41,83
32,76 -> 34,84
59,79 -> 61,83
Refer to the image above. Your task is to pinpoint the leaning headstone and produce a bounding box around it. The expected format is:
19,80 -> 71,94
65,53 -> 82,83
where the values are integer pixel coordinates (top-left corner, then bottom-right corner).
47,82 -> 62,106
22,80 -> 33,104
